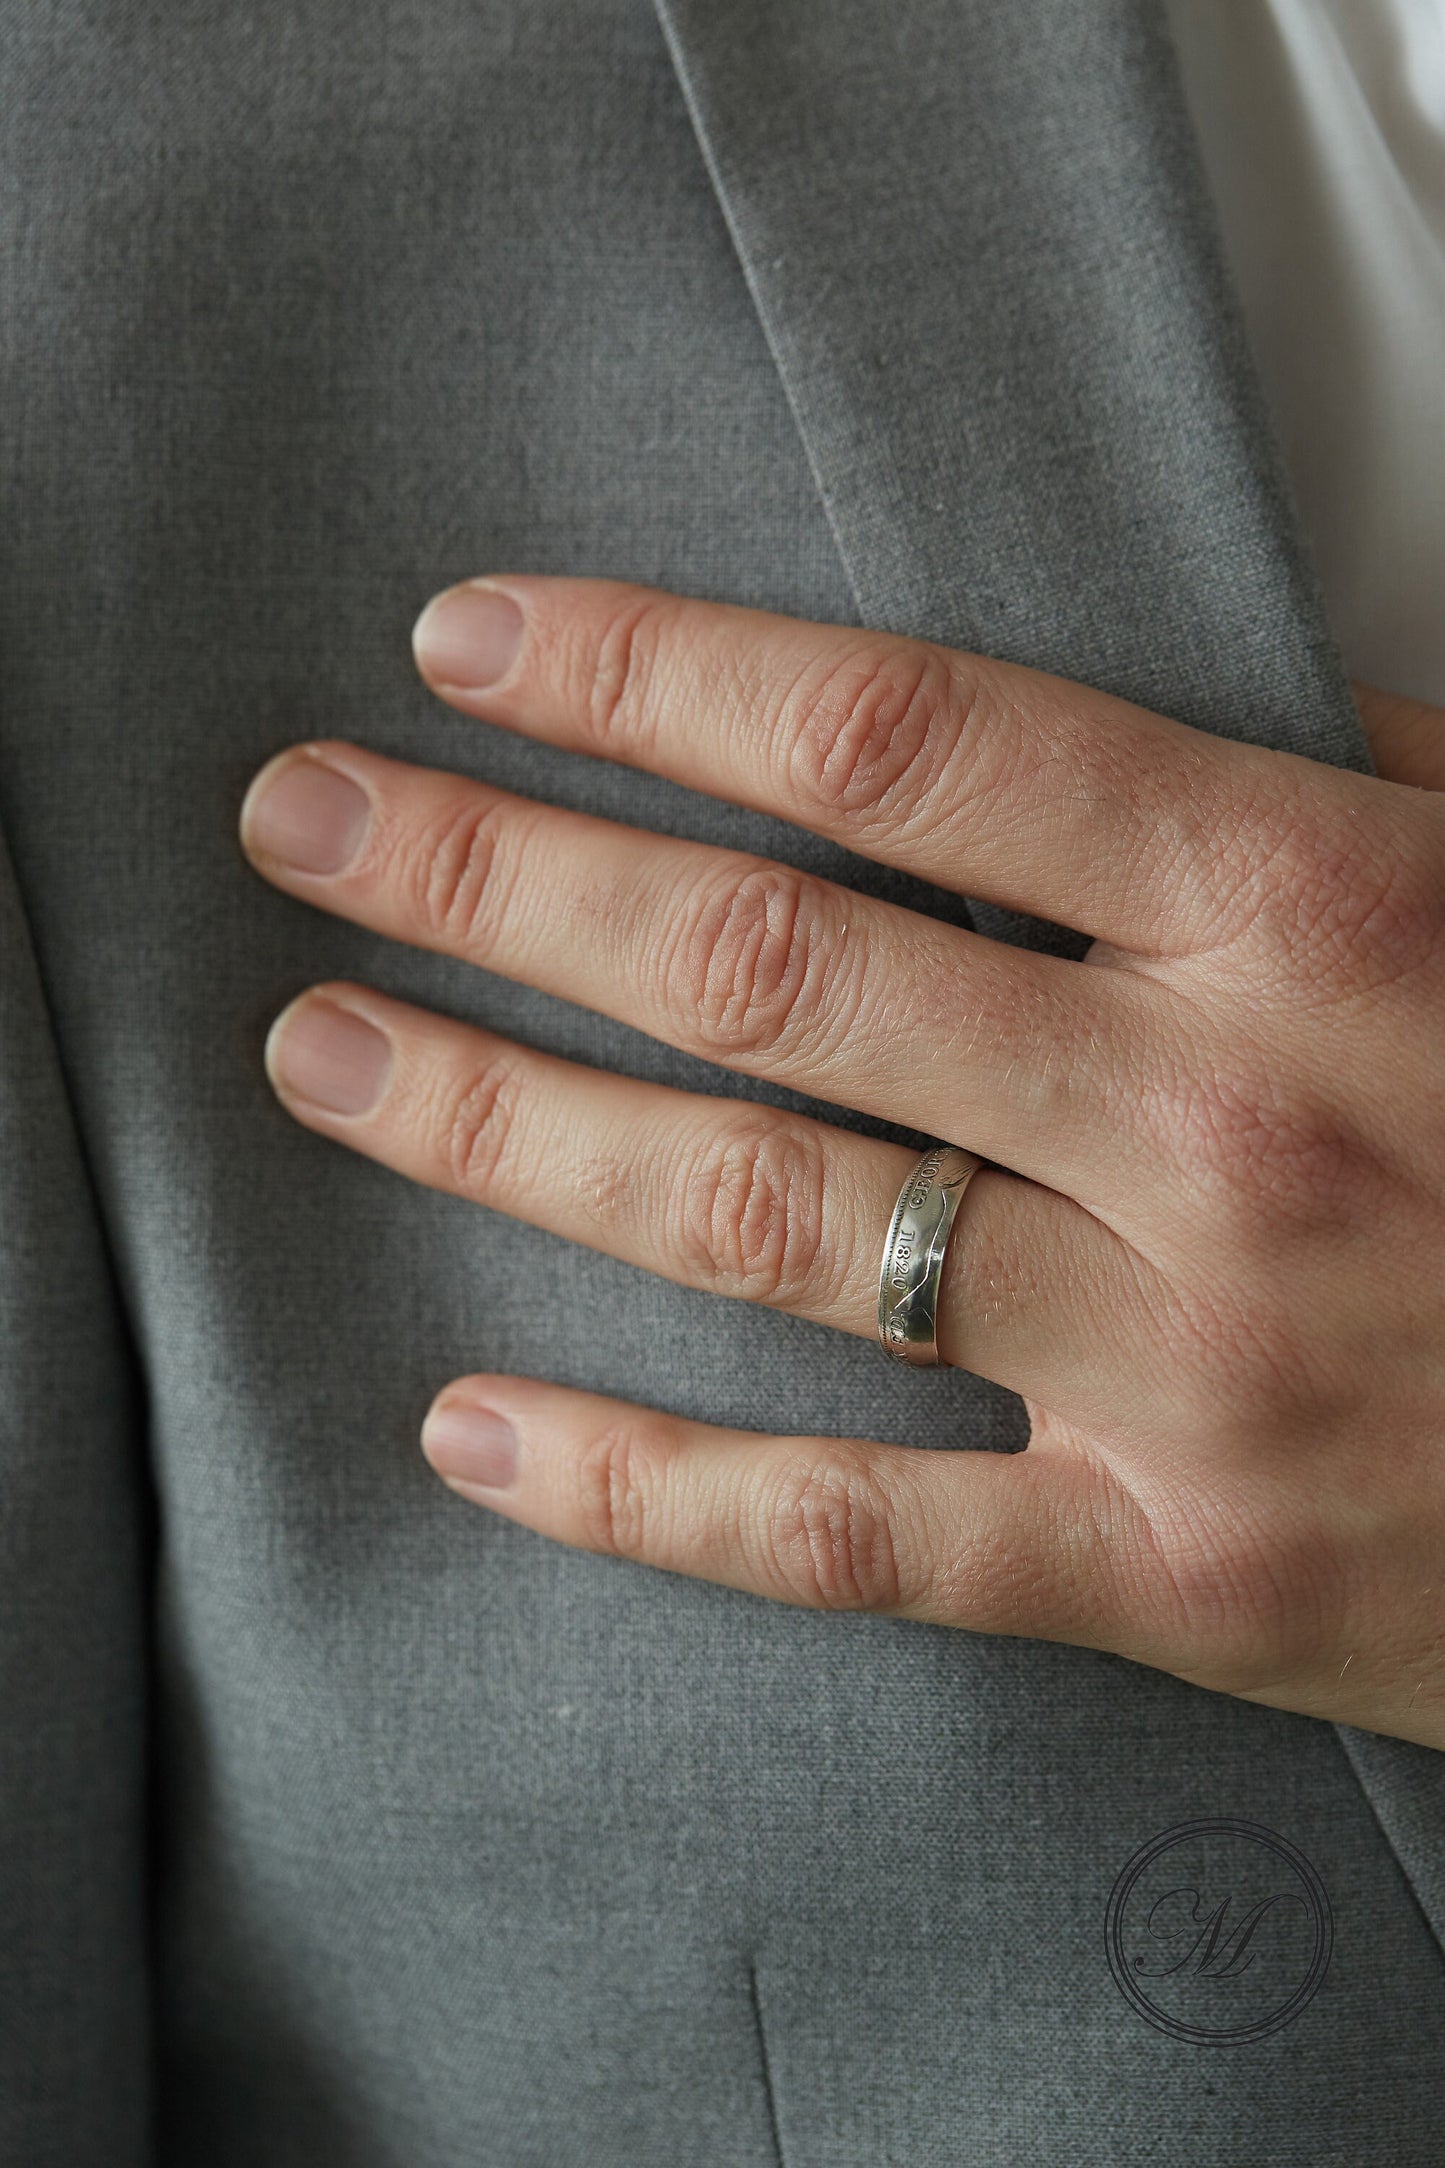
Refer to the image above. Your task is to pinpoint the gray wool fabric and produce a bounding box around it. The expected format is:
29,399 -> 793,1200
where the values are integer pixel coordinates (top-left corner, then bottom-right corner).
2,1 -> 1443,2162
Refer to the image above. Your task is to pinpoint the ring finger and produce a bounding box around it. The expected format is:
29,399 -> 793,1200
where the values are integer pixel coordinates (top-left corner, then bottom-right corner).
262,977 -> 1177,1433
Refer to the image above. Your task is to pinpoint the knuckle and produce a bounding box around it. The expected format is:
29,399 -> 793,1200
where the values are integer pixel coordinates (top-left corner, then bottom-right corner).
575,1420 -> 653,1561
674,1116 -> 834,1306
1234,798 -> 1445,990
583,593 -> 674,755
577,1146 -> 635,1226
437,1048 -> 527,1196
1150,1057 -> 1382,1247
1171,1267 -> 1382,1444
783,643 -> 963,830
672,863 -> 849,1058
761,1450 -> 905,1612
411,793 -> 519,955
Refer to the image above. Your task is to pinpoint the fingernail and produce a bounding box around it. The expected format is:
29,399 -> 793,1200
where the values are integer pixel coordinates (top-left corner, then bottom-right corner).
241,755 -> 372,875
421,1399 -> 519,1489
412,582 -> 524,691
265,998 -> 394,1116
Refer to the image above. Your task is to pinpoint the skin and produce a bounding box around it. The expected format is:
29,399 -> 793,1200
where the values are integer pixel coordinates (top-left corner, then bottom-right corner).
237,575 -> 1445,1750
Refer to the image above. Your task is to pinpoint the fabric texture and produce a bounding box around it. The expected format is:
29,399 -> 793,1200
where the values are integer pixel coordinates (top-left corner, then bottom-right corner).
0,822 -> 153,2161
2,1 -> 1443,2162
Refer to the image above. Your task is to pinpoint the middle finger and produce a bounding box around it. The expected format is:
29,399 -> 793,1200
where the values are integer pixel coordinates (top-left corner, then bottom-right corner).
239,741 -> 1161,1202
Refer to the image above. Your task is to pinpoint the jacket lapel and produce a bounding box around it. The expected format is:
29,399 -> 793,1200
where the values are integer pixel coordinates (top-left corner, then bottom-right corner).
652,0 -> 1445,1952
648,0 -> 1373,820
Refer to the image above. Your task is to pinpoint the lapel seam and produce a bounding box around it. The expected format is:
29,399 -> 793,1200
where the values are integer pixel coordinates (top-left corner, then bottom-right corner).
1332,1725 -> 1445,1969
650,0 -> 867,630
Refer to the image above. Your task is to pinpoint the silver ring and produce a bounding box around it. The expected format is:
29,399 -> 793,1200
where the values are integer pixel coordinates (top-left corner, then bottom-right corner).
877,1143 -> 984,1366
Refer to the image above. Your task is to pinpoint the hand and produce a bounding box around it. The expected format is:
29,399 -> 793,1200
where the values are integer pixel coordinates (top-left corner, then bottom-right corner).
237,576 -> 1445,1750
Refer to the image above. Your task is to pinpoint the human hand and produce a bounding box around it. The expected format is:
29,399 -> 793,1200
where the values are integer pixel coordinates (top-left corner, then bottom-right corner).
238,576 -> 1445,1749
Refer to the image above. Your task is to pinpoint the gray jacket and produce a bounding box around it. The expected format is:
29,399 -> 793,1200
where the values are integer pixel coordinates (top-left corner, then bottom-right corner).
3,1 -> 1442,2160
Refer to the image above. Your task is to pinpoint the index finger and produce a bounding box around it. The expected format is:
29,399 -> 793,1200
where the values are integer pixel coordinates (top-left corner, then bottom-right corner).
412,573 -> 1294,954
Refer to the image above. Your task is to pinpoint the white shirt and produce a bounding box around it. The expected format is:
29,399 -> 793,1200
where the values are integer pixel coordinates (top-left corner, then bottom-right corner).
1163,0 -> 1445,705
